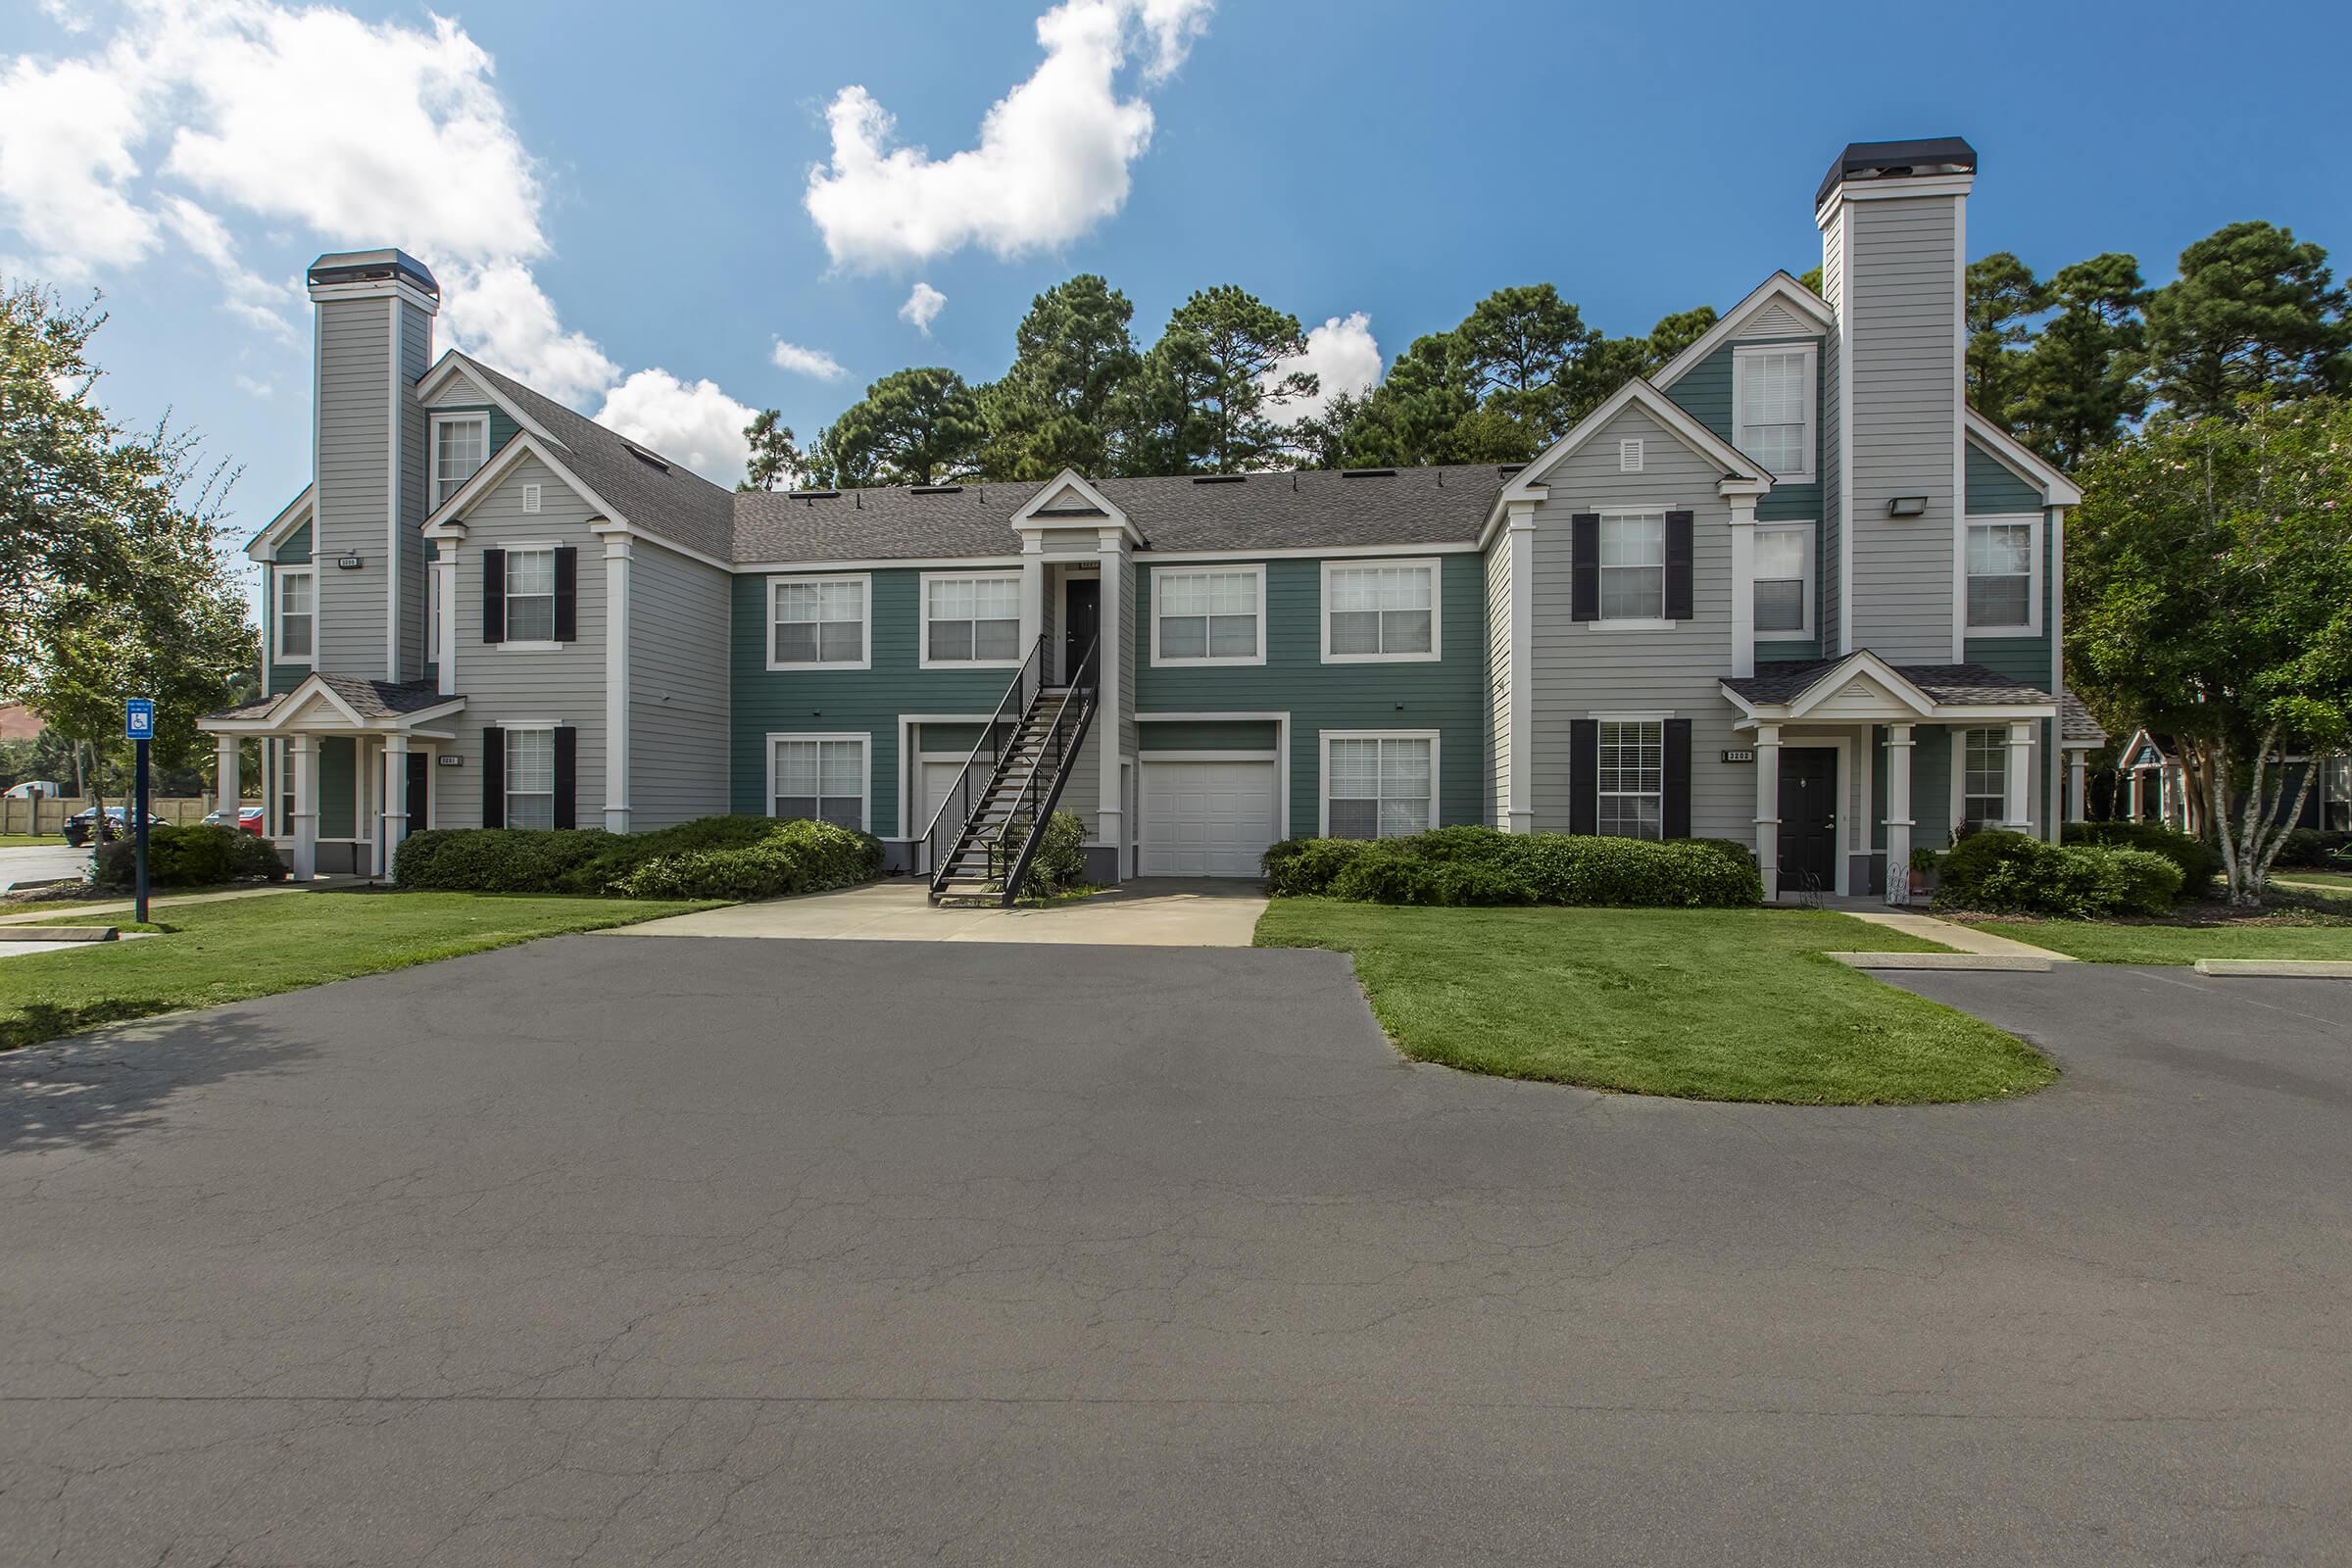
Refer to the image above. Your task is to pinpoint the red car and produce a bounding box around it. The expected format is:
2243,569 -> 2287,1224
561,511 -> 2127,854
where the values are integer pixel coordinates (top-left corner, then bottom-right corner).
202,805 -> 267,835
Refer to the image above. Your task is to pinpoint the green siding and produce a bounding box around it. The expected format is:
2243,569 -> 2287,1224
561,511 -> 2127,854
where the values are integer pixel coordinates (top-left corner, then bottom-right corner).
1138,720 -> 1279,751
436,404 -> 522,464
914,723 -> 987,756
1134,557 -> 1487,839
318,737 -> 357,839
276,521 -> 313,563
730,569 -> 1026,835
1964,441 -> 2044,514
1964,499 -> 2056,688
1913,725 -> 1954,849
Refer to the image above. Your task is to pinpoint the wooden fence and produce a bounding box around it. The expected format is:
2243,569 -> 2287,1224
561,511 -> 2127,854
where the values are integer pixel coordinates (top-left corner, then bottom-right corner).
0,796 -> 239,836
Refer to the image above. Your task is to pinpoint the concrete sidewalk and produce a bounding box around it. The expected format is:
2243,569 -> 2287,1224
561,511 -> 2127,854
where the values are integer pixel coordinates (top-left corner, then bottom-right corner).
606,875 -> 1269,947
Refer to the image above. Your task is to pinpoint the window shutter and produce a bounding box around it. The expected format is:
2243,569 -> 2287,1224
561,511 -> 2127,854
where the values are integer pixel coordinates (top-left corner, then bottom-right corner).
481,727 -> 504,828
407,751 -> 428,838
1664,511 -> 1695,620
481,548 -> 506,644
553,546 -> 578,641
1571,514 -> 1600,621
1569,718 -> 1598,835
553,725 -> 577,830
1663,718 -> 1692,839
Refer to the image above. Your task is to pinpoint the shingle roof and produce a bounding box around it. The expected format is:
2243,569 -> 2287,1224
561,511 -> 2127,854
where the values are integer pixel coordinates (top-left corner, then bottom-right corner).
206,676 -> 453,722
1723,657 -> 2054,709
2060,691 -> 2106,746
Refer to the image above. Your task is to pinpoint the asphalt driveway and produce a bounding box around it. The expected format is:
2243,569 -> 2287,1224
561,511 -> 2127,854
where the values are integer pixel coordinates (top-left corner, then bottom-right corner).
0,841 -> 94,890
0,942 -> 2345,1565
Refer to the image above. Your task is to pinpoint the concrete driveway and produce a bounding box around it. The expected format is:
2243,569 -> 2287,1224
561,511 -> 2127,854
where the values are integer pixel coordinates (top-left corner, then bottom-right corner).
0,841 -> 93,890
0,943 -> 2346,1565
612,875 -> 1268,946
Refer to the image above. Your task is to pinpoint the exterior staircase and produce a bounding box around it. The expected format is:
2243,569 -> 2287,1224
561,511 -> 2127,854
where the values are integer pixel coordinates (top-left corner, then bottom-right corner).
921,635 -> 1099,906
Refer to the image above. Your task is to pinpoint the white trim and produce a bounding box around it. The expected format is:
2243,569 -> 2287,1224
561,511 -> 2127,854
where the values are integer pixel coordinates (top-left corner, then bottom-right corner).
916,568 -> 1025,671
1731,341 -> 1819,482
1316,729 -> 1441,840
310,276 -> 438,316
1964,409 -> 2083,507
1136,710 -> 1292,846
1591,715 -> 1672,845
1831,204 -> 1855,656
1141,540 -> 1482,564
247,485 -> 315,563
894,710 -> 998,839
385,295 -> 401,682
1592,509 -> 1674,627
1771,732 -> 1857,897
1751,519 -> 1818,642
603,536 -> 632,833
429,411 -> 490,512
1319,556 -> 1442,664
270,564 -> 317,666
735,553 -> 1024,573
1588,709 -> 1676,722
433,544 -> 457,696
1816,173 -> 1975,223
763,571 -> 873,672
422,432 -> 617,534
1618,438 -> 1643,473
1133,710 -> 1291,721
1010,467 -> 1142,546
1138,749 -> 1279,763
1504,508 -> 1535,832
416,351 -> 568,451
1952,722 -> 2014,833
764,731 -> 872,835
1651,272 -> 1836,392
1480,377 -> 1769,547
1961,512 -> 2045,637
1149,562 -> 1267,667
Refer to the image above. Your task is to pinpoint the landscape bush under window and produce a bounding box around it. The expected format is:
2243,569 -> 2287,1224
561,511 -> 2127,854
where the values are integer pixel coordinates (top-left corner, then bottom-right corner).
1934,830 -> 2182,917
396,814 -> 881,900
1262,826 -> 1762,908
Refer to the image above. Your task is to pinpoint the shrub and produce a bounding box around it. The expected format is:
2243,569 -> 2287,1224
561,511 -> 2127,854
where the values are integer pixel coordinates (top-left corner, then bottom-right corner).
2089,847 -> 2186,915
611,819 -> 882,901
93,822 -> 283,888
1262,837 -> 1373,897
2064,820 -> 2223,893
1936,830 -> 2182,917
393,827 -> 611,893
1023,810 -> 1089,895
1264,830 -> 1761,908
2273,827 -> 2352,869
397,814 -> 882,899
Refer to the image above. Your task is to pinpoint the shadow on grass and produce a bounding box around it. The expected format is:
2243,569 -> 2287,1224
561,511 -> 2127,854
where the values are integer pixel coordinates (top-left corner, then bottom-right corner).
0,1007 -> 311,1158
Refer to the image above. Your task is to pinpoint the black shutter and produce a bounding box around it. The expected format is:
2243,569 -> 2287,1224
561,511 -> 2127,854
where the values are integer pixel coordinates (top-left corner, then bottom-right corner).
407,750 -> 428,837
553,726 -> 577,830
1664,511 -> 1695,621
1571,514 -> 1600,622
481,548 -> 506,644
481,727 -> 504,828
1663,718 -> 1692,839
553,546 -> 578,642
1569,718 -> 1598,835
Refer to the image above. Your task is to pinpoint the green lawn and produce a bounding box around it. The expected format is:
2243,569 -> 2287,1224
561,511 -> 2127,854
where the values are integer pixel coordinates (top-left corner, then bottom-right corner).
1254,900 -> 2054,1105
2274,869 -> 2352,891
0,833 -> 57,848
1965,917 -> 2352,965
1,890 -> 717,1050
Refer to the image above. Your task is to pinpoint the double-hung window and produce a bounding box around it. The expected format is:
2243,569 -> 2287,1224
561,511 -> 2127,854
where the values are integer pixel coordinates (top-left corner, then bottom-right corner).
503,547 -> 558,644
1596,719 -> 1664,840
922,574 -> 1021,666
1598,513 -> 1666,621
1153,566 -> 1262,664
273,566 -> 315,661
1963,727 -> 2007,825
771,735 -> 866,831
1752,523 -> 1814,639
1965,517 -> 2039,632
1733,345 -> 1815,478
769,575 -> 869,669
1324,734 -> 1435,839
504,726 -> 556,830
432,415 -> 488,509
1323,560 -> 1438,661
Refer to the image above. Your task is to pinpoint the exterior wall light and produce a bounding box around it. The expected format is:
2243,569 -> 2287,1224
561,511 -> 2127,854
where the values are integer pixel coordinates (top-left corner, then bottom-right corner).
1886,496 -> 1930,517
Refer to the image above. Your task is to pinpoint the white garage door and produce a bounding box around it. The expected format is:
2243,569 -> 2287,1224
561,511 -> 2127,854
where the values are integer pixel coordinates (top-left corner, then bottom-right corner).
1140,760 -> 1278,877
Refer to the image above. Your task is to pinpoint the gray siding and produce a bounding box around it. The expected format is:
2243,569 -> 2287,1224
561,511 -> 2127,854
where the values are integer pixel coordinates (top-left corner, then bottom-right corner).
437,455 -> 609,829
314,298 -> 391,675
395,300 -> 431,679
1841,193 -> 1964,662
1524,405 -> 1750,841
1820,208 -> 1845,654
1485,535 -> 1511,824
629,540 -> 731,828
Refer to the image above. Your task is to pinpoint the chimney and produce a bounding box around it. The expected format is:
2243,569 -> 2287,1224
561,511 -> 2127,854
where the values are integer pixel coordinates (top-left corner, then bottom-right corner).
306,249 -> 440,682
1814,138 -> 1975,662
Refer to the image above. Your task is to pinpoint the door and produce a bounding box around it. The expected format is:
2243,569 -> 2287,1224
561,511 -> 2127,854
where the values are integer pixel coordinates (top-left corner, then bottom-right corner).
917,760 -> 965,843
407,750 -> 429,837
1776,747 -> 1838,894
1062,577 -> 1100,684
1140,760 -> 1278,877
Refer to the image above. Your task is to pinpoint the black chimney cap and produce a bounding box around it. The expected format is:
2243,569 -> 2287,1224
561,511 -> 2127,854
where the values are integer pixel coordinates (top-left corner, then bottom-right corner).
1815,137 -> 1977,208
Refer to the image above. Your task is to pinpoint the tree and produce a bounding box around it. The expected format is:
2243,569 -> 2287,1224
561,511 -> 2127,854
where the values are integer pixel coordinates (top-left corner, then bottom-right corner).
2067,398 -> 2352,905
738,410 -> 807,493
1116,286 -> 1315,474
982,274 -> 1139,480
1796,266 -> 1823,296
824,368 -> 987,486
2010,254 -> 2146,466
1965,253 -> 2046,425
1455,284 -> 1598,441
1642,307 -> 1719,371
2142,221 -> 2351,420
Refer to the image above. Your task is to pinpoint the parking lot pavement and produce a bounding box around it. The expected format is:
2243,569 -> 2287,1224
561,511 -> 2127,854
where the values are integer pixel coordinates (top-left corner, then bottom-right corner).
0,842 -> 93,890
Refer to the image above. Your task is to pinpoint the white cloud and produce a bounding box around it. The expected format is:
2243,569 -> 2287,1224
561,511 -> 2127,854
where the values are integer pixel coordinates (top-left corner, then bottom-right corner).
803,0 -> 1214,270
899,282 -> 947,334
771,339 -> 847,380
594,369 -> 755,488
234,373 -> 272,399
438,259 -> 617,408
1269,312 -> 1381,423
0,53 -> 158,280
159,195 -> 299,338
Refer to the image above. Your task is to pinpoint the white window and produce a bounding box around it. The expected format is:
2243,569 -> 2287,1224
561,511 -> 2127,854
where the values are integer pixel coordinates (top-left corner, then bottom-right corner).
1322,733 -> 1436,839
1963,727 -> 2007,825
432,414 -> 488,509
2323,758 -> 2350,833
504,726 -> 556,830
1152,566 -> 1264,665
1966,516 -> 2040,632
1598,513 -> 1666,621
503,547 -> 557,644
770,735 -> 867,831
1597,719 -> 1664,840
921,573 -> 1021,667
1752,522 -> 1815,640
1322,560 -> 1439,662
273,566 -> 314,662
768,574 -> 870,669
1732,344 -> 1816,479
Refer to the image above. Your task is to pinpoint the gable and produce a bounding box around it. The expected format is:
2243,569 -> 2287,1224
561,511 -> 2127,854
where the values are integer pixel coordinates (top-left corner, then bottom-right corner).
1526,402 -> 1722,490
1804,673 -> 1907,718
1744,300 -> 1816,338
423,368 -> 497,408
1965,436 -> 2045,514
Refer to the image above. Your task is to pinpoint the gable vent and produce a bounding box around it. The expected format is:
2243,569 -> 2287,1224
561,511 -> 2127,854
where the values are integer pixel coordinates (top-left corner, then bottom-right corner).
521,482 -> 542,514
910,483 -> 964,495
1341,467 -> 1396,478
1619,439 -> 1643,473
1191,473 -> 1248,484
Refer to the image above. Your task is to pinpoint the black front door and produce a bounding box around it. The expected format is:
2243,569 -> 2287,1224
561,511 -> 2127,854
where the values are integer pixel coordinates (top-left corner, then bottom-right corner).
1777,747 -> 1838,893
1062,577 -> 1100,683
407,750 -> 429,837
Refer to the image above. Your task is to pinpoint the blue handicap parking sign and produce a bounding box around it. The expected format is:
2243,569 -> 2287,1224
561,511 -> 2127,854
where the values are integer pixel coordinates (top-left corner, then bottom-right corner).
124,698 -> 155,740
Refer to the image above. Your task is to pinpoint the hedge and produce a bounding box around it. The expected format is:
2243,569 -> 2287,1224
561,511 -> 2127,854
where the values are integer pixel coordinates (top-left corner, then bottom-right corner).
1263,826 -> 1763,908
1934,830 -> 2182,917
2275,827 -> 2352,870
93,823 -> 286,889
984,809 -> 1087,898
396,814 -> 880,899
2063,820 -> 2224,892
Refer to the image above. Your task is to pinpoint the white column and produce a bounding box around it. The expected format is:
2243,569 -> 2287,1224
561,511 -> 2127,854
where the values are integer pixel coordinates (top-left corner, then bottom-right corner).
289,735 -> 318,882
1018,536 -> 1045,667
2067,754 -> 2086,823
2006,719 -> 2035,831
1727,496 -> 1759,680
433,542 -> 458,697
1096,529 -> 1126,879
216,735 -> 240,824
1885,723 -> 1915,906
380,734 -> 410,881
1504,505 -> 1536,833
1754,723 -> 1782,903
603,535 -> 632,834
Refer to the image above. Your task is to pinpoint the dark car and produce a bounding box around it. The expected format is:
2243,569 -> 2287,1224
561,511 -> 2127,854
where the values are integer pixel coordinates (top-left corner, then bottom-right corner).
62,807 -> 159,847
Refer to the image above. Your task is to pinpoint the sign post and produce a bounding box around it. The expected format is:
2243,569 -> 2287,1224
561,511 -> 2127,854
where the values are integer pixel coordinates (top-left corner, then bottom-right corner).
124,699 -> 154,924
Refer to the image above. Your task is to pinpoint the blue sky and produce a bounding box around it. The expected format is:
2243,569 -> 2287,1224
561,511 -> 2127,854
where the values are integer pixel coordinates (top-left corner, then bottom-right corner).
3,0 -> 2346,601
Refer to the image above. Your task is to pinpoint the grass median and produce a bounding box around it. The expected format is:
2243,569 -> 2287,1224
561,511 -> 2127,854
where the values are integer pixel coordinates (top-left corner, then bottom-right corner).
1,890 -> 719,1050
1960,916 -> 2352,965
1254,899 -> 2053,1104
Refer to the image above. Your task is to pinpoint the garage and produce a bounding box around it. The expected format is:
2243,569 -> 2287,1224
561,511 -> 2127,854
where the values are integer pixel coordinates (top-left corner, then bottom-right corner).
1139,759 -> 1279,878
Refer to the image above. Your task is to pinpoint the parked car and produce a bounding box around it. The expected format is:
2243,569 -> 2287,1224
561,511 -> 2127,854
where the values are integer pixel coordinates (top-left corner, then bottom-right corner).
63,807 -> 160,847
202,805 -> 266,835
3,780 -> 64,800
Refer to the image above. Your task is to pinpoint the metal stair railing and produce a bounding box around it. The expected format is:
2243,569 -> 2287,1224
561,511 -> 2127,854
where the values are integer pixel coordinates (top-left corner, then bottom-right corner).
985,635 -> 1100,907
919,634 -> 1048,897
